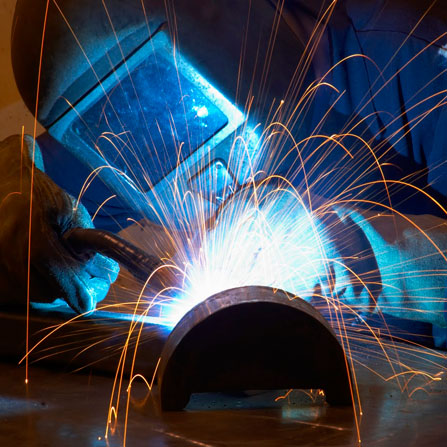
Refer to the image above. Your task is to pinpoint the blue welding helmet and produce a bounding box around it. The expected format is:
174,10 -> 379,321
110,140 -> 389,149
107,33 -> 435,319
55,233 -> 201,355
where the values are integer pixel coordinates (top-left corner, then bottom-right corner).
12,0 -> 307,227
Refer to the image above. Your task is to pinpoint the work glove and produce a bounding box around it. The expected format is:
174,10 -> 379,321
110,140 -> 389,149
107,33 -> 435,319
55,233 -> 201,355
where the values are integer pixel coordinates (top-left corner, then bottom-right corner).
333,206 -> 447,330
0,135 -> 119,313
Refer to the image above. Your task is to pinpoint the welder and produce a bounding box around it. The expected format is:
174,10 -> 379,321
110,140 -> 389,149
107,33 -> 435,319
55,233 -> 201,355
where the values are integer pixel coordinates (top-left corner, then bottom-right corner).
1,0 -> 446,346
279,0 -> 447,348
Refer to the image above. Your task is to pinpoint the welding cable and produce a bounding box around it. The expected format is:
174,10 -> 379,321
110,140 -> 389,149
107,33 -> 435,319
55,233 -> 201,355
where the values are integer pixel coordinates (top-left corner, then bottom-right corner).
63,228 -> 162,282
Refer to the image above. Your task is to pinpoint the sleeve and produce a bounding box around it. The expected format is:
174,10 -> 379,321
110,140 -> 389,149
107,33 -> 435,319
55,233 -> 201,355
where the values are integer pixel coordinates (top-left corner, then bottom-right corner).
334,206 -> 447,330
326,1 -> 447,214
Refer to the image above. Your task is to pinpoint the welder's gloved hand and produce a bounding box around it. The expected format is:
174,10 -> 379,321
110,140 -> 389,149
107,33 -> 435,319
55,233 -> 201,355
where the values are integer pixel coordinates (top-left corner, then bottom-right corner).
0,135 -> 119,313
332,206 -> 447,330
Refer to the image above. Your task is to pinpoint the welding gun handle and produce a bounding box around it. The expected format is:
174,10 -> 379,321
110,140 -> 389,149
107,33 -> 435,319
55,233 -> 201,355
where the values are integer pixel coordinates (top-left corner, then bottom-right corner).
63,228 -> 162,283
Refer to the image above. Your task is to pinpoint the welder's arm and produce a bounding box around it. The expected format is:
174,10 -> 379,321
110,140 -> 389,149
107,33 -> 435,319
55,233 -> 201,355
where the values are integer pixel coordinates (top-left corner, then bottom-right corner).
0,135 -> 119,313
330,206 -> 447,330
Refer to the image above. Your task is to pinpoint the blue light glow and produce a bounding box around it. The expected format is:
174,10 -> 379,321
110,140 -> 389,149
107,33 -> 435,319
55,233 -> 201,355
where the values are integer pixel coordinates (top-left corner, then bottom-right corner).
158,182 -> 346,327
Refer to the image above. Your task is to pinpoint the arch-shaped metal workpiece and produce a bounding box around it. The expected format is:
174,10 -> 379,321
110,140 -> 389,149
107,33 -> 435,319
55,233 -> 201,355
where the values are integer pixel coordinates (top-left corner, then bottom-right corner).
158,286 -> 352,411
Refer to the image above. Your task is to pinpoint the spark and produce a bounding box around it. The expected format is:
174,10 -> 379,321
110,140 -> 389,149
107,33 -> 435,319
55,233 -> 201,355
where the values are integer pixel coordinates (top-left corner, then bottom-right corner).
19,1 -> 447,446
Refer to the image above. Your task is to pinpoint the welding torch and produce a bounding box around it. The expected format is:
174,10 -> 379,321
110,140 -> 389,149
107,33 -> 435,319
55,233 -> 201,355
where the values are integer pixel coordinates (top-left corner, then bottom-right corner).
63,227 -> 164,284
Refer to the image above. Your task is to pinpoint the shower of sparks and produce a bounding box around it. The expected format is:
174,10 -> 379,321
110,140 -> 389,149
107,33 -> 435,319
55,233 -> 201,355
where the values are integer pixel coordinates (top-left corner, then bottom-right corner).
160,179 -> 339,326
17,1 -> 447,446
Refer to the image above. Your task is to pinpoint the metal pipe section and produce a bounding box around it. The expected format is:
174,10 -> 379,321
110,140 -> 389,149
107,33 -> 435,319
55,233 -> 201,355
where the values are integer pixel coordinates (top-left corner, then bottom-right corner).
158,285 -> 353,411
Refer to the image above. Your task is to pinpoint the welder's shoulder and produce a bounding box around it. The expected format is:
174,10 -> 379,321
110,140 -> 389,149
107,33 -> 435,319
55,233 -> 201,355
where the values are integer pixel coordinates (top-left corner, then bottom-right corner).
345,0 -> 447,42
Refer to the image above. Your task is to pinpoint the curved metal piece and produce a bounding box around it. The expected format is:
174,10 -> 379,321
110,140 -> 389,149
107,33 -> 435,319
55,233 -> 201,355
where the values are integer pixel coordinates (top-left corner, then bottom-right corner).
158,286 -> 353,411
63,227 -> 161,282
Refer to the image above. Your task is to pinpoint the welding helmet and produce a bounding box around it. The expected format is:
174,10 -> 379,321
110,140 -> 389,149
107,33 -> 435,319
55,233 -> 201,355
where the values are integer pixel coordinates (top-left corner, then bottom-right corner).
11,0 -> 308,227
